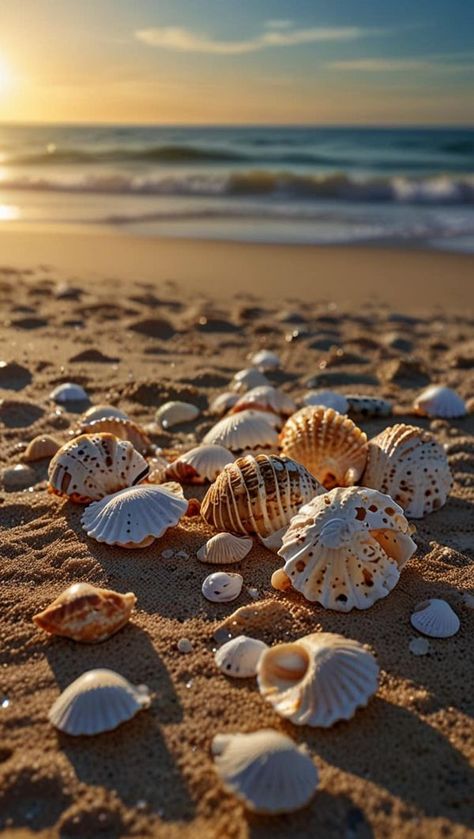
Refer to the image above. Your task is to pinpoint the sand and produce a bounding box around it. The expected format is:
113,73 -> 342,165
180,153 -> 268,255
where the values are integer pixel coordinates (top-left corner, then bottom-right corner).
0,230 -> 473,839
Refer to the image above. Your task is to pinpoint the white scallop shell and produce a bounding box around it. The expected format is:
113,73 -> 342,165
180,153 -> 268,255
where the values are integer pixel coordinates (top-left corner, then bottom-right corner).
232,386 -> 296,418
250,350 -> 281,371
82,405 -> 129,422
201,572 -> 243,603
81,484 -> 188,548
49,668 -> 151,735
302,390 -> 349,413
209,392 -> 239,416
346,395 -> 393,417
50,382 -> 89,403
197,533 -> 253,565
203,409 -> 279,454
410,598 -> 460,638
165,444 -> 234,484
212,729 -> 318,814
215,635 -> 268,678
413,385 -> 467,418
155,401 -> 199,429
231,368 -> 270,393
257,632 -> 379,727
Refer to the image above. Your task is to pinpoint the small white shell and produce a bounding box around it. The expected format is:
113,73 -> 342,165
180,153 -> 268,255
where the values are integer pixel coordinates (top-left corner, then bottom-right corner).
232,386 -> 296,418
410,598 -> 460,638
250,350 -> 281,371
231,368 -> 270,393
197,533 -> 253,565
49,668 -> 151,735
202,572 -> 243,603
82,405 -> 129,423
165,444 -> 234,484
50,382 -> 89,403
212,729 -> 318,814
155,401 -> 199,429
302,390 -> 349,413
215,635 -> 268,678
209,392 -> 240,416
346,395 -> 393,418
413,385 -> 467,418
203,409 -> 279,454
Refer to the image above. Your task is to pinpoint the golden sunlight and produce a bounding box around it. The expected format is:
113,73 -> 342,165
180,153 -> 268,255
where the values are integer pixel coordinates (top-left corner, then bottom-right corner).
0,54 -> 13,96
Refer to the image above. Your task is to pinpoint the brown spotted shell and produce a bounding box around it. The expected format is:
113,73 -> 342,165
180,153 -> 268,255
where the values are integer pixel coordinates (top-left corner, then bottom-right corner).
279,406 -> 368,489
76,417 -> 151,454
48,433 -> 149,503
22,434 -> 60,462
33,582 -> 136,642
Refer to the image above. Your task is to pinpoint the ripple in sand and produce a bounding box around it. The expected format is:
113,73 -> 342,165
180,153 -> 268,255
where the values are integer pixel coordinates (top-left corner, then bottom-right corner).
0,399 -> 45,428
128,318 -> 175,340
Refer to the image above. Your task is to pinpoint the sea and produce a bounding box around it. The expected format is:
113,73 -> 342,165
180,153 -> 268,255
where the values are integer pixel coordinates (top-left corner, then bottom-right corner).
0,123 -> 473,250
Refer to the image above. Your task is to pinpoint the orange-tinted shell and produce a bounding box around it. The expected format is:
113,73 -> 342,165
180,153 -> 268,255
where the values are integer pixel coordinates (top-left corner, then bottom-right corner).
22,435 -> 60,462
33,582 -> 136,642
76,417 -> 151,454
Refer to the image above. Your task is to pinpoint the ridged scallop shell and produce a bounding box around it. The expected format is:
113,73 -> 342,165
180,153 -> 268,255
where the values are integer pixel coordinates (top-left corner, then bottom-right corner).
33,583 -> 136,642
346,395 -> 393,418
201,454 -> 324,544
82,405 -> 129,422
81,483 -> 188,548
49,669 -> 151,735
250,349 -> 281,371
232,386 -> 296,418
48,433 -> 149,503
276,486 -> 416,611
212,729 -> 318,814
50,382 -> 88,403
76,417 -> 151,454
231,368 -> 270,393
22,434 -> 60,462
155,401 -> 199,429
197,533 -> 253,564
410,598 -> 460,638
302,391 -> 348,413
413,385 -> 467,418
362,423 -> 452,518
165,444 -> 234,484
257,632 -> 379,727
215,635 -> 268,678
203,410 -> 279,455
209,392 -> 239,416
280,406 -> 368,489
202,572 -> 243,603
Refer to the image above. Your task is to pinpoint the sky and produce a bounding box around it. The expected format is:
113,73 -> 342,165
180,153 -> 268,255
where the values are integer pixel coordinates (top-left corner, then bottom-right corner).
0,0 -> 473,125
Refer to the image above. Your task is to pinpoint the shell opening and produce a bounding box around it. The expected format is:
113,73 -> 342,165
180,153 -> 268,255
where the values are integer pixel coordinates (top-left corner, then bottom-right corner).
260,644 -> 309,688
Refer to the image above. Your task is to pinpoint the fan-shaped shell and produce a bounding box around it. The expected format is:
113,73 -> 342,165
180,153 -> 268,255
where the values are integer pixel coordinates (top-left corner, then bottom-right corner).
362,423 -> 452,518
165,444 -> 234,484
410,598 -> 460,638
413,385 -> 467,418
302,391 -> 348,413
82,405 -> 129,422
250,350 -> 281,371
201,453 -> 324,543
76,417 -> 151,454
231,368 -> 270,393
81,483 -> 188,548
48,433 -> 149,503
197,533 -> 253,564
257,632 -> 379,727
346,395 -> 393,418
209,391 -> 239,416
280,406 -> 368,490
203,410 -> 279,455
22,434 -> 60,462
155,401 -> 199,429
276,486 -> 416,611
232,386 -> 296,418
50,382 -> 88,403
215,635 -> 268,678
202,572 -> 243,603
212,729 -> 318,814
33,583 -> 136,642
49,669 -> 151,735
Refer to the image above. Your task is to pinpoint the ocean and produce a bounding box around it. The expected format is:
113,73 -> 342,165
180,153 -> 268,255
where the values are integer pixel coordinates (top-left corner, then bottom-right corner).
0,123 -> 473,250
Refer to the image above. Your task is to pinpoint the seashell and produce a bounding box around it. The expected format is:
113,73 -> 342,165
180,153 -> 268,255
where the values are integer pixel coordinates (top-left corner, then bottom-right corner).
212,729 -> 318,814
82,405 -> 129,423
2,463 -> 36,491
33,583 -> 136,642
231,386 -> 296,418
197,533 -> 253,565
215,635 -> 268,678
346,395 -> 393,418
48,433 -> 149,503
410,598 -> 460,638
276,486 -> 416,611
165,444 -> 234,484
22,434 -> 60,462
231,367 -> 270,393
249,349 -> 281,371
280,406 -> 368,489
49,669 -> 151,735
202,572 -> 243,603
81,483 -> 187,548
155,401 -> 199,429
362,423 -> 452,518
50,382 -> 89,403
147,453 -> 170,483
302,390 -> 348,413
209,391 -> 239,416
413,385 -> 467,419
257,632 -> 379,727
201,453 -> 324,544
76,417 -> 151,455
203,409 -> 279,455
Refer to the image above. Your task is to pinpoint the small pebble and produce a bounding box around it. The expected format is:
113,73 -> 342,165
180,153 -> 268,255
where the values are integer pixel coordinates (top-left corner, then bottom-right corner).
177,638 -> 193,653
409,637 -> 430,656
247,587 -> 259,600
2,464 -> 36,491
161,549 -> 174,559
175,550 -> 189,560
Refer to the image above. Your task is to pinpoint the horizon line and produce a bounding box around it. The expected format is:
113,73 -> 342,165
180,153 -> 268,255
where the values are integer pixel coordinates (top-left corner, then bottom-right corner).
0,119 -> 473,129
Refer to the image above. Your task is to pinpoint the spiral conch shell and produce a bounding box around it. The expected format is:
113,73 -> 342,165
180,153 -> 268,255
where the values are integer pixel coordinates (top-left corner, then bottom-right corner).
279,406 -> 368,489
33,583 -> 136,642
362,423 -> 452,518
48,433 -> 149,503
275,486 -> 416,611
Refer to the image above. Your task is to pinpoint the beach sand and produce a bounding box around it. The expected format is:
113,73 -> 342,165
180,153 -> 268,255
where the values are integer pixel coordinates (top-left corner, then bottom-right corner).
0,228 -> 473,839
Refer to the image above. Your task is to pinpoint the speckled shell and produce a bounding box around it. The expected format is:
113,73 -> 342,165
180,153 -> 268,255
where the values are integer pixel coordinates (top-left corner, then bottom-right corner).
50,382 -> 89,403
202,572 -> 243,603
276,486 -> 416,611
413,385 -> 467,418
165,444 -> 235,484
209,392 -> 239,416
203,410 -> 279,455
212,729 -> 318,814
410,598 -> 460,638
81,483 -> 188,548
197,533 -> 253,564
82,405 -> 129,422
280,406 -> 368,489
155,401 -> 199,429
22,434 -> 60,462
215,635 -> 268,678
249,349 -> 281,371
33,583 -> 136,642
201,453 -> 324,541
257,632 -> 379,727
49,669 -> 151,735
48,433 -> 149,503
362,423 -> 452,518
76,417 -> 151,455
302,391 -> 348,413
346,395 -> 393,418
231,368 -> 270,393
232,386 -> 296,418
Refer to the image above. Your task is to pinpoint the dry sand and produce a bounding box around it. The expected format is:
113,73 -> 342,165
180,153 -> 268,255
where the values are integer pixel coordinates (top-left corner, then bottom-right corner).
0,231 -> 473,839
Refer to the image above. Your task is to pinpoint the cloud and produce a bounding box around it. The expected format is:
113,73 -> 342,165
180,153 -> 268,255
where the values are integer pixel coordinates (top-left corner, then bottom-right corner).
329,57 -> 474,72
